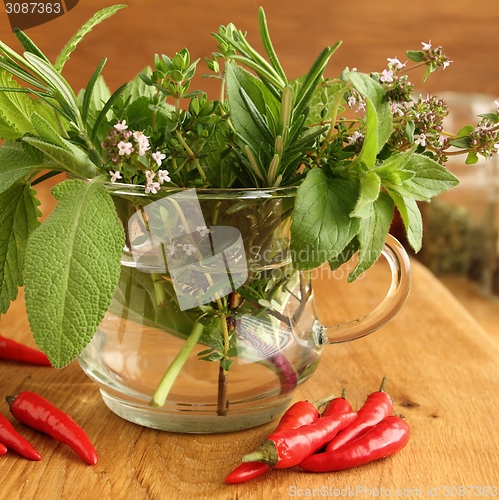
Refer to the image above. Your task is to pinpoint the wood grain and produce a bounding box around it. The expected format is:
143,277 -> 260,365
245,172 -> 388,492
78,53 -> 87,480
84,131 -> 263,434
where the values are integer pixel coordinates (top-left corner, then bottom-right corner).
1,1 -> 499,498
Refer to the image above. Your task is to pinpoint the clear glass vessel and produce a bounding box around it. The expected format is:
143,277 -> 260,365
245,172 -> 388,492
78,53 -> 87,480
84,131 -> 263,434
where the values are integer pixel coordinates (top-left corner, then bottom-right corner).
78,185 -> 411,432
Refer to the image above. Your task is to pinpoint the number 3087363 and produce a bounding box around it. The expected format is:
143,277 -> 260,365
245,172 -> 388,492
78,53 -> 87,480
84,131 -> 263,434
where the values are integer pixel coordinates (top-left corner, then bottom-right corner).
5,3 -> 62,14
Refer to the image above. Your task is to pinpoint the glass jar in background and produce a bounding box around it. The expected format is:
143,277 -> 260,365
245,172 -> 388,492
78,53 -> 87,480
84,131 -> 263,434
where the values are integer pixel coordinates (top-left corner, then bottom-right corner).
417,92 -> 499,299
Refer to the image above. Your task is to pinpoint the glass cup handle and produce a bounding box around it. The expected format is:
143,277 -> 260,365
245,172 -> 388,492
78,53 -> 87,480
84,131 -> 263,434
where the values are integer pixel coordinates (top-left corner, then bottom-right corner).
314,234 -> 412,346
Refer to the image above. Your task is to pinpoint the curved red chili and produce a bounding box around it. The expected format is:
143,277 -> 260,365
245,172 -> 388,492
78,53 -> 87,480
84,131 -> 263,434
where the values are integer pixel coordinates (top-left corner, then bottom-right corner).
326,378 -> 393,452
6,391 -> 97,465
299,415 -> 410,472
225,394 -> 334,484
0,411 -> 41,461
0,442 -> 7,456
321,390 -> 353,418
0,335 -> 51,366
242,411 -> 356,468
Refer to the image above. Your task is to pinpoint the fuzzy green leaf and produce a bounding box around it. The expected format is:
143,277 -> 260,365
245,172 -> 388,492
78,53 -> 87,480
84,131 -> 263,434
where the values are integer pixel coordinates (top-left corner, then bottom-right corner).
348,192 -> 394,282
54,5 -> 128,72
0,68 -> 36,139
351,171 -> 381,217
347,72 -> 392,156
31,112 -> 71,151
290,168 -> 360,270
0,183 -> 40,314
23,53 -> 80,126
22,137 -> 97,178
0,142 -> 47,193
384,153 -> 460,201
24,179 -> 125,367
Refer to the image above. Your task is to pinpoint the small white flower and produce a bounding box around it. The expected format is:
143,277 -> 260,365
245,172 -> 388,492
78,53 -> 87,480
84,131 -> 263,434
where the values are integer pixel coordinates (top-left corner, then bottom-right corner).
390,102 -> 404,116
183,244 -> 196,256
196,225 -> 211,237
414,133 -> 427,147
109,170 -> 122,183
152,150 -> 166,166
133,131 -> 151,156
114,120 -> 128,132
145,170 -> 156,182
157,169 -> 171,184
145,178 -> 160,194
421,41 -> 432,51
347,131 -> 363,145
438,135 -> 447,147
347,96 -> 357,108
387,57 -> 405,70
117,141 -> 133,156
380,69 -> 394,83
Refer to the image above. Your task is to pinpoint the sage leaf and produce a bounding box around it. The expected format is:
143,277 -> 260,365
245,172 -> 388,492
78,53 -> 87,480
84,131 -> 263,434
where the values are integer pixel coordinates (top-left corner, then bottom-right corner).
24,179 -> 125,367
225,63 -> 278,153
348,192 -> 394,282
22,137 -> 97,179
0,183 -> 40,314
23,53 -> 80,125
290,168 -> 360,270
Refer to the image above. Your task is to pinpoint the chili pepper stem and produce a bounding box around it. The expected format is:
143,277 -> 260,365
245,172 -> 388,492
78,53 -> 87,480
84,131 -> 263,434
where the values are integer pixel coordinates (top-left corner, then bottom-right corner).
241,439 -> 278,467
380,377 -> 388,392
312,394 -> 337,411
149,321 -> 205,408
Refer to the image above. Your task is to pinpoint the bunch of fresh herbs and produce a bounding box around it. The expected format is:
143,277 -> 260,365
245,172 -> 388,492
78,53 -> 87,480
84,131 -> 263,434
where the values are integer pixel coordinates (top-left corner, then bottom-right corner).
0,5 -> 498,387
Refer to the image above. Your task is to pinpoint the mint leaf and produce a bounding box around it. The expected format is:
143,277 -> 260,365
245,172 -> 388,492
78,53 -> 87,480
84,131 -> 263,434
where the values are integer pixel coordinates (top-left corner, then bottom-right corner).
347,72 -> 392,155
385,153 -> 460,201
291,168 -> 360,270
24,179 -> 124,367
348,192 -> 394,282
387,188 -> 423,252
351,171 -> 381,217
0,183 -> 40,314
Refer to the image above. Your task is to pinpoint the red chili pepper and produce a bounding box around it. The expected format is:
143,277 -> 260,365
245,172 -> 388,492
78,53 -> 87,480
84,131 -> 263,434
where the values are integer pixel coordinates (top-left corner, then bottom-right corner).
0,334 -> 51,366
0,442 -> 7,456
241,411 -> 357,469
321,389 -> 353,418
225,394 -> 335,484
0,411 -> 41,461
326,377 -> 393,452
298,415 -> 410,472
6,391 -> 98,465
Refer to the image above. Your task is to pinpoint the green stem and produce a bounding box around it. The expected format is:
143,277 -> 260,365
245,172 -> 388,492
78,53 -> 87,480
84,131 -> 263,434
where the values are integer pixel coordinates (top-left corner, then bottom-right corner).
217,313 -> 231,416
149,320 -> 205,408
175,128 -> 207,182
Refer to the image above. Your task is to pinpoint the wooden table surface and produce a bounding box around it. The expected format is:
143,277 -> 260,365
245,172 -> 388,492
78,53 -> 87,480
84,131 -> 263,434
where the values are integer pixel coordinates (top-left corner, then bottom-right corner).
2,257 -> 499,498
1,1 -> 499,498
